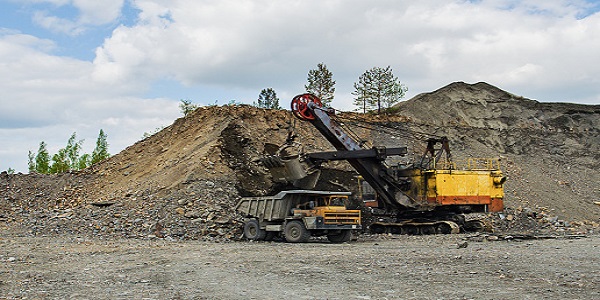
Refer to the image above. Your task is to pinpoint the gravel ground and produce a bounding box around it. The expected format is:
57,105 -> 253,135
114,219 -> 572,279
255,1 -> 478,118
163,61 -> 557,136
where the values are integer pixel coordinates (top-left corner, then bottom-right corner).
1,233 -> 598,300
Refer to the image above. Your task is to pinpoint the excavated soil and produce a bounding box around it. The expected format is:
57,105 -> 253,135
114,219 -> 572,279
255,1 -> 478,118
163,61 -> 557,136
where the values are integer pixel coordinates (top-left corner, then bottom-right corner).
1,81 -> 599,298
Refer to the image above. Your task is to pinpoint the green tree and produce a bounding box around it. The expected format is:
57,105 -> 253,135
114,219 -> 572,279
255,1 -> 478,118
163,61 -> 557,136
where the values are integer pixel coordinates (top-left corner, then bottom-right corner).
227,99 -> 241,105
27,130 -> 110,174
50,148 -> 69,174
254,88 -> 281,109
91,129 -> 110,164
5,168 -> 15,175
35,141 -> 50,174
78,153 -> 91,170
305,63 -> 336,106
352,86 -> 372,114
352,66 -> 407,114
65,132 -> 84,170
49,132 -> 84,173
179,99 -> 198,116
28,150 -> 36,173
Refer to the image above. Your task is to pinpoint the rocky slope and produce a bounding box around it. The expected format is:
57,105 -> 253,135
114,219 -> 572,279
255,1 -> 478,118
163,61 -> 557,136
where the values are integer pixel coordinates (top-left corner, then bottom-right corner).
394,82 -> 600,222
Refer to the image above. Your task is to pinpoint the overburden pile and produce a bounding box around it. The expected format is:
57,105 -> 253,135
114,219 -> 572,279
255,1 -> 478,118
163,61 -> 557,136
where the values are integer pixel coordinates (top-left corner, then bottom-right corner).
1,82 -> 599,240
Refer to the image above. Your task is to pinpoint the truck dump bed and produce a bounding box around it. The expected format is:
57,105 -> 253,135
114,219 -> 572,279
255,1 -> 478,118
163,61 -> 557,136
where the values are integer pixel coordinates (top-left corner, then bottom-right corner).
236,190 -> 352,221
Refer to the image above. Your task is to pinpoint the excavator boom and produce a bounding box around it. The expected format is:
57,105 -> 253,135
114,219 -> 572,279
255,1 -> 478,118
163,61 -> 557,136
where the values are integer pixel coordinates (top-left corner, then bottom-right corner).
291,94 -> 414,210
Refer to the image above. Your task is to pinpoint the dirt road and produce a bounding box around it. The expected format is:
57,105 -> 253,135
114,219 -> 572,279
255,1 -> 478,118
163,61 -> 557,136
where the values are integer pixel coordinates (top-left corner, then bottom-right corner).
1,234 -> 598,299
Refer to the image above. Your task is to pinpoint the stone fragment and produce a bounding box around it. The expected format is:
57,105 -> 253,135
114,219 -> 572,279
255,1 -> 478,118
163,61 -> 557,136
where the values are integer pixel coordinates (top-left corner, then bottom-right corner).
215,217 -> 230,224
184,210 -> 201,219
486,235 -> 499,241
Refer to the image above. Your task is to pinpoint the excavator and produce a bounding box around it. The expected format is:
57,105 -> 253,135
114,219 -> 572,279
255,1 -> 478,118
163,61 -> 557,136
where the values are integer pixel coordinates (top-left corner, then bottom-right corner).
259,93 -> 506,235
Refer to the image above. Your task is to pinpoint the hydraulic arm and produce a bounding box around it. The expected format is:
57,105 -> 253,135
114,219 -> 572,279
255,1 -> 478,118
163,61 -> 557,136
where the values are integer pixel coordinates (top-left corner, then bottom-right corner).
291,93 -> 415,210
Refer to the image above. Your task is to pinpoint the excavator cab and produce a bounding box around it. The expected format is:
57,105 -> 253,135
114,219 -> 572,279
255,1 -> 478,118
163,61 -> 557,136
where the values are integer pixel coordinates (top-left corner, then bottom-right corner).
356,175 -> 379,207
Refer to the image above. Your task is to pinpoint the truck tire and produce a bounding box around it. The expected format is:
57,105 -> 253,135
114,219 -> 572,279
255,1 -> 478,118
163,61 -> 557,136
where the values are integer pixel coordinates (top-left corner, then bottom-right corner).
284,220 -> 310,243
327,230 -> 352,243
244,219 -> 266,241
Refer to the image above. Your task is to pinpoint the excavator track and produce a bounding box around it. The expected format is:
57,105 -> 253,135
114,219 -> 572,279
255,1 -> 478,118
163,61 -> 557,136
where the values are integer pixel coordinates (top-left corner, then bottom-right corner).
464,219 -> 492,232
370,220 -> 460,235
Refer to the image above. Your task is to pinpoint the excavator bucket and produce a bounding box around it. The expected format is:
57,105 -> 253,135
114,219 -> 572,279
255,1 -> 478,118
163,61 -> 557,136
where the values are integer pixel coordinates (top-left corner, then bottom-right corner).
258,140 -> 321,189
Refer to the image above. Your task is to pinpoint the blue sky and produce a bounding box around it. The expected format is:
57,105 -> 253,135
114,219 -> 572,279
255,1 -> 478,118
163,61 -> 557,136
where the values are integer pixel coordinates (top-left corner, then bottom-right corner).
1,0 -> 600,173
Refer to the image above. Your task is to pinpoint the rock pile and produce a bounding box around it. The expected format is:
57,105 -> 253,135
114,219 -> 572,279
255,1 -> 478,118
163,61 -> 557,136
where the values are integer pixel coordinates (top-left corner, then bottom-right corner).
0,173 -> 240,240
491,206 -> 599,235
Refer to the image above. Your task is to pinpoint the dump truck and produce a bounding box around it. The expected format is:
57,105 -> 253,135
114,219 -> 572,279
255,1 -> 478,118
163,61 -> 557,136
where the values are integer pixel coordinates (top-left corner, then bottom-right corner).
257,93 -> 507,235
236,190 -> 361,243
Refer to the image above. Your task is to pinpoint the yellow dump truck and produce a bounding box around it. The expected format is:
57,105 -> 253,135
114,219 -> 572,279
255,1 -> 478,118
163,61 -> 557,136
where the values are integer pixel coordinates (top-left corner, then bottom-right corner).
236,190 -> 361,243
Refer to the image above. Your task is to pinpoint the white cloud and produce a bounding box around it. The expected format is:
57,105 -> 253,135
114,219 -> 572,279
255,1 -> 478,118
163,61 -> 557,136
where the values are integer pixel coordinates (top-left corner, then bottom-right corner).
0,32 -> 179,172
32,11 -> 83,35
73,0 -> 124,25
21,0 -> 125,34
89,1 -> 600,103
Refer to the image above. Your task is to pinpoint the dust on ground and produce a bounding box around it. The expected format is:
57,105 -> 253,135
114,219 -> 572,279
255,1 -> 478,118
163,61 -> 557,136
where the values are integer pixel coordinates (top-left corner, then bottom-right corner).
1,233 -> 598,299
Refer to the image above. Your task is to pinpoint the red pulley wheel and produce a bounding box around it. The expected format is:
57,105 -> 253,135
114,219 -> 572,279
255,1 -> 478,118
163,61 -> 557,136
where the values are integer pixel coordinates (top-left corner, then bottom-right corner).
291,93 -> 322,120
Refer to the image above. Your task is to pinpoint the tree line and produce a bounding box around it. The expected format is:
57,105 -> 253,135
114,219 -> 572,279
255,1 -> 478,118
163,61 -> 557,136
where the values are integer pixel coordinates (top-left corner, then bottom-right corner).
27,130 -> 110,174
179,63 -> 407,115
254,63 -> 407,113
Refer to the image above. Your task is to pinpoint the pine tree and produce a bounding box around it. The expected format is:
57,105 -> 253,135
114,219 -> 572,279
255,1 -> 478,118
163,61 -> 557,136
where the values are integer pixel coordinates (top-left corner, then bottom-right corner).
91,129 -> 110,164
352,85 -> 373,114
305,63 -> 336,106
254,88 -> 281,109
352,66 -> 407,114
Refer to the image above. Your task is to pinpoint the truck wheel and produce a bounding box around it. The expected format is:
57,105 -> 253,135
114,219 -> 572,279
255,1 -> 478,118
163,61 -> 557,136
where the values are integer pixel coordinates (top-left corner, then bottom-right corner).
327,230 -> 352,243
244,219 -> 266,241
284,220 -> 310,243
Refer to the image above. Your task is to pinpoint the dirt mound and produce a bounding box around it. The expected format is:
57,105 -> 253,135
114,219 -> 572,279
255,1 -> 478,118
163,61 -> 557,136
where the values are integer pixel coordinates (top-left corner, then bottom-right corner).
397,81 -> 599,130
1,82 -> 599,240
1,105 -> 356,240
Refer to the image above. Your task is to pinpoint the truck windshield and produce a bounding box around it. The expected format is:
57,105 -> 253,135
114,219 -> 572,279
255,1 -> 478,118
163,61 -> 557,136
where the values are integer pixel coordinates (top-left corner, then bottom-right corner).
319,195 -> 347,206
330,197 -> 345,206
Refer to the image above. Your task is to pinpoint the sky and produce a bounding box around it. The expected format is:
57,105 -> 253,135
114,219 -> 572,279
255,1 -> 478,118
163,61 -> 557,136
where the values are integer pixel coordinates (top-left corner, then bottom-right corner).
1,0 -> 600,173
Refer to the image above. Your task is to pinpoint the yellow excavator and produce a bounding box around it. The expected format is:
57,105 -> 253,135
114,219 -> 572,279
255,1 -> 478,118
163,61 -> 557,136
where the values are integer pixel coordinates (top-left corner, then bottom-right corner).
259,93 -> 507,235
